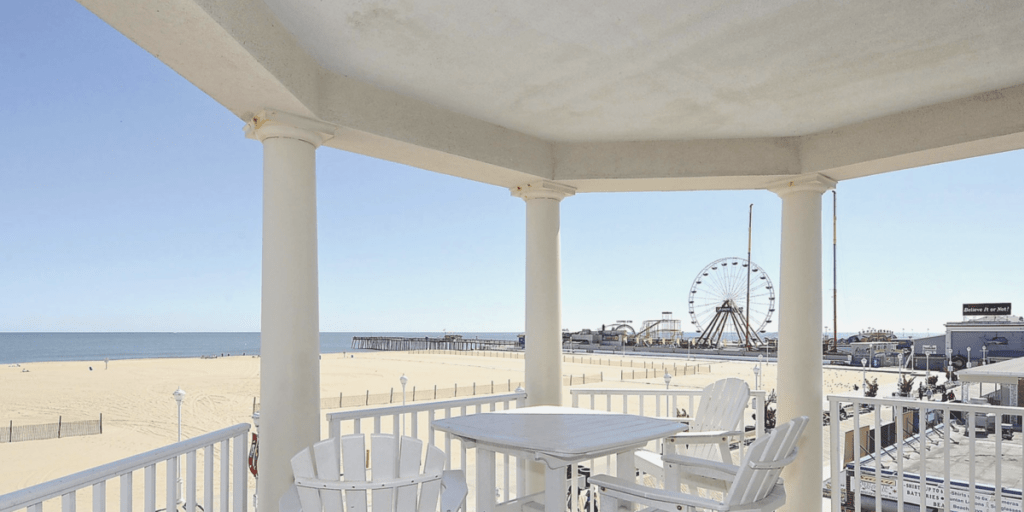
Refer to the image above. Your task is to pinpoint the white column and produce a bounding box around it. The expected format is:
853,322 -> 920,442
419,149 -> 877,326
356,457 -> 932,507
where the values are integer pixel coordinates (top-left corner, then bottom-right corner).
246,111 -> 334,512
511,181 -> 575,493
769,174 -> 834,512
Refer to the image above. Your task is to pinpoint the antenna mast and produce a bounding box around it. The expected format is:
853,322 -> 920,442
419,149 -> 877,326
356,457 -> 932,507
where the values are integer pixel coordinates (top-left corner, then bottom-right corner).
746,204 -> 753,348
831,190 -> 838,353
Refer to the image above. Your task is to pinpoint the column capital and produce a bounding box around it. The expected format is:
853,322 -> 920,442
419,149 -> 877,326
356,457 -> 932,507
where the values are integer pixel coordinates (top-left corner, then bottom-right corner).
510,181 -> 576,201
244,109 -> 337,147
767,173 -> 837,197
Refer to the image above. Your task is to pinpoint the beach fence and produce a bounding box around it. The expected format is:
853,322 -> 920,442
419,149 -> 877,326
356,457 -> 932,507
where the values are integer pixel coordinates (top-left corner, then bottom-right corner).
411,349 -> 714,375
0,415 -> 103,443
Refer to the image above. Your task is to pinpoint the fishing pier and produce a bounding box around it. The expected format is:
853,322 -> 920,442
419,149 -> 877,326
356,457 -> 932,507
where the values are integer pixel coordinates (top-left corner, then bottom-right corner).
351,335 -> 520,351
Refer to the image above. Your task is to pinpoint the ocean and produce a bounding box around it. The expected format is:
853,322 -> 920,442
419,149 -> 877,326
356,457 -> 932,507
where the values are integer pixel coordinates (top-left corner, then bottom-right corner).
0,332 -> 521,364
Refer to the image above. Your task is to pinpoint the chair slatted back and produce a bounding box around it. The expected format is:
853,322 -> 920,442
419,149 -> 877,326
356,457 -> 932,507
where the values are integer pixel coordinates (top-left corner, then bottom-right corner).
689,378 -> 750,461
724,416 -> 809,507
290,434 -> 446,512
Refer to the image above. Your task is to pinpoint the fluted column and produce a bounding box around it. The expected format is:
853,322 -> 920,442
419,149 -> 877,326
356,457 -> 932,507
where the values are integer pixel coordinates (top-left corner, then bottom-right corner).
769,174 -> 835,512
245,110 -> 334,512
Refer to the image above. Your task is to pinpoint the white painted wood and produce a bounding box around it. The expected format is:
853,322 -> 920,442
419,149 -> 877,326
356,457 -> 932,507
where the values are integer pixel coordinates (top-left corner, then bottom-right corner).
92,482 -> 105,512
119,471 -> 132,512
219,440 -> 229,512
592,416 -> 808,512
313,438 -> 343,512
61,492 -> 75,512
166,457 -> 177,512
289,434 -> 461,512
186,451 -> 196,512
420,445 -> 447,512
433,406 -> 685,512
144,465 -> 155,512
290,446 -> 322,512
371,434 -> 397,512
203,446 -> 213,512
232,434 -> 247,512
396,438 -> 423,512
0,424 -> 248,512
475,448 -> 495,512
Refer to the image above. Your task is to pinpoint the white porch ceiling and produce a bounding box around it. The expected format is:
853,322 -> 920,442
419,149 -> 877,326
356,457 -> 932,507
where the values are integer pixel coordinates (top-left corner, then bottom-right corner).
78,0 -> 1024,191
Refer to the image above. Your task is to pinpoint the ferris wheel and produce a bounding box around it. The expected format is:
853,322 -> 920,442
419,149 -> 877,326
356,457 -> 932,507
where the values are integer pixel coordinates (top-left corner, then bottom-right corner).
688,257 -> 775,347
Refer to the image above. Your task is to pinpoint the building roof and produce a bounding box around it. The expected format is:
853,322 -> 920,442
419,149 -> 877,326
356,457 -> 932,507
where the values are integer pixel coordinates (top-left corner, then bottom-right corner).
957,357 -> 1024,385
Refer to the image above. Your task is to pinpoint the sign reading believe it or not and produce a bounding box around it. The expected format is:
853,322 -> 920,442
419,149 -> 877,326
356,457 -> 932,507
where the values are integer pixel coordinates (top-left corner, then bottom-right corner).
962,303 -> 1011,316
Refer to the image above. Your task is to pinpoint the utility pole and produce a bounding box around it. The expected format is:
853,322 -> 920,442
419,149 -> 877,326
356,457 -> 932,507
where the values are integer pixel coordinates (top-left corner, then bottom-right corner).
746,204 -> 753,348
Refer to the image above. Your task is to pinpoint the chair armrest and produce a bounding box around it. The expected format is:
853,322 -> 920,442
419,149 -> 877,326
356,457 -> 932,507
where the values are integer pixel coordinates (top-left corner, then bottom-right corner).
589,474 -> 722,511
666,430 -> 743,445
441,470 -> 468,512
662,453 -> 738,485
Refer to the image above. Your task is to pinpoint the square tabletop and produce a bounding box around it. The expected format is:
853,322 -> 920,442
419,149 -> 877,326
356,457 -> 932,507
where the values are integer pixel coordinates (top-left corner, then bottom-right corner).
432,405 -> 686,464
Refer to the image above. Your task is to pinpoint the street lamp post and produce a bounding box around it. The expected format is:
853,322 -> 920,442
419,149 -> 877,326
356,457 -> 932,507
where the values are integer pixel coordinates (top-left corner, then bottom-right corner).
172,388 -> 186,507
399,374 -> 408,437
981,345 -> 987,365
663,372 -> 672,417
753,365 -> 761,391
967,347 -> 972,368
861,358 -> 868,396
897,352 -> 904,394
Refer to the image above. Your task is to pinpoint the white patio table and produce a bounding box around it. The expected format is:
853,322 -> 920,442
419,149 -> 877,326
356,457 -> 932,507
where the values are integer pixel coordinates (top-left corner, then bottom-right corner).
432,405 -> 686,512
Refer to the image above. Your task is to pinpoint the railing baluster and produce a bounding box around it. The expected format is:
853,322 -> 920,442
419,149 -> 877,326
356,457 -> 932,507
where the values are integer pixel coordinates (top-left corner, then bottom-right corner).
186,450 -> 196,512
943,409 -> 950,512
61,491 -> 75,512
232,434 -> 246,512
145,465 -> 155,512
119,472 -> 132,512
92,482 -> 105,512
995,411 -> 1003,512
874,406 -> 881,512
220,440 -> 229,512
968,410 -> 976,512
829,398 -> 840,512
28,503 -> 41,512
853,398 -> 861,512
204,445 -> 213,512
895,404 -> 904,512
373,416 -> 381,434
166,457 -> 177,512
412,410 -> 419,438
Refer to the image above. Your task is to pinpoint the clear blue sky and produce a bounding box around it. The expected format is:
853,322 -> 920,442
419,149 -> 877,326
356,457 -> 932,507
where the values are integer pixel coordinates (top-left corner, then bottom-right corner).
2,0 -> 1022,335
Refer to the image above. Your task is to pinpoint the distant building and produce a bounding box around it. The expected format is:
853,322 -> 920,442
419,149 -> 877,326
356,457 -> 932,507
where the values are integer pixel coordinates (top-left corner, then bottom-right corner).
945,315 -> 1024,364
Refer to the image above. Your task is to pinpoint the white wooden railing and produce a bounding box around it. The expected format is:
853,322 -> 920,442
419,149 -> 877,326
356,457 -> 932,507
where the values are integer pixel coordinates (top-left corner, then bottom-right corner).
326,391 -> 528,508
570,387 -> 767,461
0,424 -> 250,512
827,394 -> 1024,512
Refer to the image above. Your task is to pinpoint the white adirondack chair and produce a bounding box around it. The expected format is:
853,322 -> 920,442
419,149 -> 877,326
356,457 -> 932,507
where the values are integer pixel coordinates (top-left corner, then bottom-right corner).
635,378 -> 751,485
591,416 -> 809,512
281,434 -> 468,512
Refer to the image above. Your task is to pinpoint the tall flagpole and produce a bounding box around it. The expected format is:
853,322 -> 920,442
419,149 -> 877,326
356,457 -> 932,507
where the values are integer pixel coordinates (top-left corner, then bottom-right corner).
832,190 -> 838,353
746,204 -> 752,348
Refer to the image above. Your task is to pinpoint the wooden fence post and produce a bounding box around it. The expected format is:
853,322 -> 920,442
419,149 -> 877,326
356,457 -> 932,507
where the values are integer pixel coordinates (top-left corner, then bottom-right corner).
58,416 -> 62,438
100,413 -> 103,434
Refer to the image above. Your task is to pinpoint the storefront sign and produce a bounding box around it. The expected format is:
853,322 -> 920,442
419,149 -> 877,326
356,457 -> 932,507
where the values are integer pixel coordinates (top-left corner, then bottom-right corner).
962,303 -> 1011,316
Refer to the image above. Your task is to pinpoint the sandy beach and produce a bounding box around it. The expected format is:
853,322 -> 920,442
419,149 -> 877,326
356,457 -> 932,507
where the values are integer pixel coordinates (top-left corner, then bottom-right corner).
0,350 -> 904,504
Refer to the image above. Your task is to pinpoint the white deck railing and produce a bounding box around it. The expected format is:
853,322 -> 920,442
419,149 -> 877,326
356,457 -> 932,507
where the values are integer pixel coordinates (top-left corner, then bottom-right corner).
827,394 -> 1024,512
0,423 -> 250,512
326,391 -> 529,507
